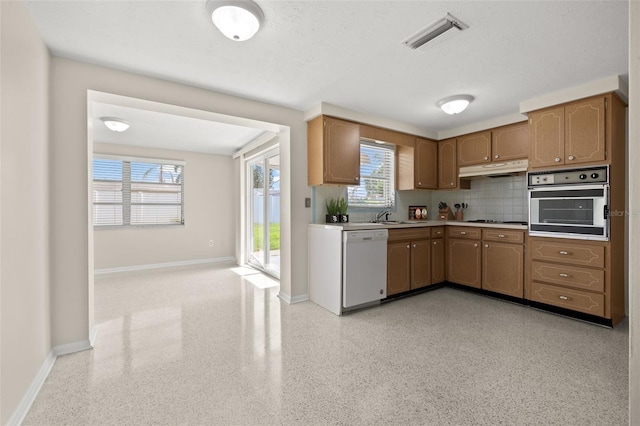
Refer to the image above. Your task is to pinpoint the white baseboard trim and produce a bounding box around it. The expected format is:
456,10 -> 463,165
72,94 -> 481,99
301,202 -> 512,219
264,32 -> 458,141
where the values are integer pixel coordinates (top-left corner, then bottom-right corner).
94,257 -> 236,275
8,337 -> 95,425
89,325 -> 99,348
7,350 -> 56,426
278,292 -> 310,304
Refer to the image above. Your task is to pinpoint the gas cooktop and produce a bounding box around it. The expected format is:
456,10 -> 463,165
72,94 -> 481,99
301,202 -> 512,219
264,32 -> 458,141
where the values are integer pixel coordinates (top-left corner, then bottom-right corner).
466,219 -> 528,226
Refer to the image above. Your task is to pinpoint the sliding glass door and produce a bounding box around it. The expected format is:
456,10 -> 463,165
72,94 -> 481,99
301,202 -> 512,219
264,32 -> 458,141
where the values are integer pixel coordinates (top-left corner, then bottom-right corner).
247,148 -> 280,277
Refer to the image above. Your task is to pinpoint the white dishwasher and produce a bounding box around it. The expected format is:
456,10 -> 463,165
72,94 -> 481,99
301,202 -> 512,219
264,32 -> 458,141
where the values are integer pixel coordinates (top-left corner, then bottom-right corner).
342,229 -> 388,309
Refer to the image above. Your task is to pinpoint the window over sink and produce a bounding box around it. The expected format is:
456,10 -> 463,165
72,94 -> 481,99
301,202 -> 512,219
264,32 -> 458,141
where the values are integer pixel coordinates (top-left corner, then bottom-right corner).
347,141 -> 395,208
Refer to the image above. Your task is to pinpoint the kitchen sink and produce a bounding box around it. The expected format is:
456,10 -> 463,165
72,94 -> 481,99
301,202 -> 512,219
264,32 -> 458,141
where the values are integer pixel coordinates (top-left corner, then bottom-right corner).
348,222 -> 385,226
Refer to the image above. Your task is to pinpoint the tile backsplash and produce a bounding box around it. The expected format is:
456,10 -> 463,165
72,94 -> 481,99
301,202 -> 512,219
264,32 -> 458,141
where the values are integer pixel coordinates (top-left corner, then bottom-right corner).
312,175 -> 528,223
431,175 -> 527,222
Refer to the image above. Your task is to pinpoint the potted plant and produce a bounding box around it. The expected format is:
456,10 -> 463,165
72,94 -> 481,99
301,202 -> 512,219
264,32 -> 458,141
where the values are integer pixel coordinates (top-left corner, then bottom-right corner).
337,197 -> 349,223
326,197 -> 348,223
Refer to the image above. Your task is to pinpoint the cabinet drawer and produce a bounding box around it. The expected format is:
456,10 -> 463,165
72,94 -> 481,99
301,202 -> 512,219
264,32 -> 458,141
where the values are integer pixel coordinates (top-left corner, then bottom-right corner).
447,227 -> 481,239
530,282 -> 605,317
431,227 -> 445,238
387,227 -> 430,243
482,228 -> 524,244
531,261 -> 605,292
530,239 -> 605,268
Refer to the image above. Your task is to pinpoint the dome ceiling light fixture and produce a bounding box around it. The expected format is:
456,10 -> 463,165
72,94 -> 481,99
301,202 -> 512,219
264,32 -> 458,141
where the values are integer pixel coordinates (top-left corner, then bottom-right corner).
436,95 -> 475,115
100,117 -> 131,132
206,0 -> 264,42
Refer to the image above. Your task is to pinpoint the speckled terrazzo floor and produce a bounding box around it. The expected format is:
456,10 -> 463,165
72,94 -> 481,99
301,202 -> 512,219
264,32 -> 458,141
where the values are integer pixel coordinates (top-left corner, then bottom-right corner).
24,262 -> 628,425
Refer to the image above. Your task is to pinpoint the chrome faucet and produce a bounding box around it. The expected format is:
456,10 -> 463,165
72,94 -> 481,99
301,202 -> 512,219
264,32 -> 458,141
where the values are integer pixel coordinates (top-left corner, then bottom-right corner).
375,209 -> 390,222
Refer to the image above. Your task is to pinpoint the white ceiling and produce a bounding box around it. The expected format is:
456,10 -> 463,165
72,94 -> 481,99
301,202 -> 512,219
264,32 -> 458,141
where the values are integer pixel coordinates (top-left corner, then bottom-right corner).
26,0 -> 628,141
92,102 -> 267,155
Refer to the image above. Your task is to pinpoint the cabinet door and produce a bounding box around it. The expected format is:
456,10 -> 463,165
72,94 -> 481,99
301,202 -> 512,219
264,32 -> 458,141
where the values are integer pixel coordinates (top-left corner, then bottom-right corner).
438,138 -> 458,189
414,138 -> 438,189
410,240 -> 431,289
565,97 -> 606,165
482,242 -> 524,297
431,238 -> 445,284
447,239 -> 481,288
491,122 -> 529,161
457,131 -> 492,166
323,117 -> 361,185
529,106 -> 564,168
387,241 -> 411,296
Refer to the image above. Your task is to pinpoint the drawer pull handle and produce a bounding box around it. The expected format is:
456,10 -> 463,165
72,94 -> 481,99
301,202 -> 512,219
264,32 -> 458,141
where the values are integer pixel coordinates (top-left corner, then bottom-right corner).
559,295 -> 571,301
559,251 -> 570,255
559,273 -> 570,278
498,234 -> 505,238
460,232 -> 466,235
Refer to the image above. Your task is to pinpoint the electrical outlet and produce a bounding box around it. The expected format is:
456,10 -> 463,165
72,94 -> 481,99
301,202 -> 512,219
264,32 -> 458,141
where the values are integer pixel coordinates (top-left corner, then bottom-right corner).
209,240 -> 214,247
305,197 -> 311,208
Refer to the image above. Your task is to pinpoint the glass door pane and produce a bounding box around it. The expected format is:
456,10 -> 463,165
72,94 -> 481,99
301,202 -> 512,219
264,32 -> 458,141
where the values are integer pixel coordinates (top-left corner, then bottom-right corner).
246,148 -> 280,278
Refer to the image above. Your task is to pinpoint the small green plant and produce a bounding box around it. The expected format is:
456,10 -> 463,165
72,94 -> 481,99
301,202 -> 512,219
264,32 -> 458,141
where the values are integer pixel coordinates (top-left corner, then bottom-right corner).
326,198 -> 338,215
326,197 -> 348,215
336,197 -> 348,215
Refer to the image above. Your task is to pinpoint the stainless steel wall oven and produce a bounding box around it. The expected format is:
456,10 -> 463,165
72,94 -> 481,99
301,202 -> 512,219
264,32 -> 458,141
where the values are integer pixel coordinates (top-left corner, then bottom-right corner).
528,166 -> 609,241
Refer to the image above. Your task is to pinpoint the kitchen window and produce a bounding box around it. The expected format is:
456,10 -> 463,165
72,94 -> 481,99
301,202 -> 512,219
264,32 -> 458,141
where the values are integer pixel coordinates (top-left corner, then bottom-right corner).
92,155 -> 185,227
347,142 -> 395,208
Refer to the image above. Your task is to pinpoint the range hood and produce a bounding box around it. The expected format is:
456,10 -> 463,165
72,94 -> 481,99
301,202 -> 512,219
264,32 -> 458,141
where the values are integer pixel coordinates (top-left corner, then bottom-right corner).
458,159 -> 528,178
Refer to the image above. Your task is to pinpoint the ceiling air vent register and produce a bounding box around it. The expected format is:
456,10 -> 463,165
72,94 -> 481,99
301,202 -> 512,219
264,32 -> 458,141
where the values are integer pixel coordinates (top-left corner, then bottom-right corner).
402,13 -> 468,50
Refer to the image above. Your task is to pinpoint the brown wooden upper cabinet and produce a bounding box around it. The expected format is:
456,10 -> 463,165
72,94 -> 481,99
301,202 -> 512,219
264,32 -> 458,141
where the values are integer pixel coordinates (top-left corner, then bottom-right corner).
414,138 -> 438,189
457,122 -> 528,166
457,131 -> 492,166
307,115 -> 361,186
438,138 -> 470,189
491,122 -> 529,161
529,96 -> 606,168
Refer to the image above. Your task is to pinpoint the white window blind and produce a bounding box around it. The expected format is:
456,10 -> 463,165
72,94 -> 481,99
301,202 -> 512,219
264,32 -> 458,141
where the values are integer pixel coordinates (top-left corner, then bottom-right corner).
93,157 -> 184,226
347,142 -> 395,208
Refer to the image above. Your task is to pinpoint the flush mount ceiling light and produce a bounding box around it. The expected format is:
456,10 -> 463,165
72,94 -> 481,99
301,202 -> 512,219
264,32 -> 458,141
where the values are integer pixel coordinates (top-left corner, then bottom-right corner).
206,0 -> 264,41
402,13 -> 468,50
437,95 -> 474,115
100,117 -> 130,132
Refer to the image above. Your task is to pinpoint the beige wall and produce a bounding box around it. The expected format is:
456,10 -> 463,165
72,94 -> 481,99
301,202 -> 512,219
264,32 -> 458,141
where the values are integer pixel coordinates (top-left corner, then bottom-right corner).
50,57 -> 309,347
0,1 -> 51,423
93,143 -> 235,270
629,1 -> 639,423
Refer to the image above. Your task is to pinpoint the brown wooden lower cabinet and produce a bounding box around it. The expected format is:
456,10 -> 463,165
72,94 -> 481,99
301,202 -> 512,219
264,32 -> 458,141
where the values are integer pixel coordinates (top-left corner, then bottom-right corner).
482,241 -> 524,297
387,228 -> 431,296
431,238 -> 445,284
410,240 -> 431,290
387,241 -> 411,296
447,238 -> 481,288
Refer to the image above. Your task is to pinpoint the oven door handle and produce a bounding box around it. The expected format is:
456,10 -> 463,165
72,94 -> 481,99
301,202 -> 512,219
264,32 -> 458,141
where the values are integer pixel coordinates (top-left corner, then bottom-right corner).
604,205 -> 609,220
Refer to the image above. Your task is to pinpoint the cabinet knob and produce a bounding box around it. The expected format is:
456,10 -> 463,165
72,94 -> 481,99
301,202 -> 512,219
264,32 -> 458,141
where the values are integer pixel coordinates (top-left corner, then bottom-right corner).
484,156 -> 489,161
354,176 -> 359,181
554,157 -> 561,162
433,241 -> 437,245
559,295 -> 571,301
568,155 -> 575,161
559,273 -> 570,278
406,244 -> 410,249
450,182 -> 455,186
474,243 -> 478,247
559,250 -> 569,255
484,244 -> 489,248
418,182 -> 422,186
494,154 -> 500,159
412,244 -> 416,248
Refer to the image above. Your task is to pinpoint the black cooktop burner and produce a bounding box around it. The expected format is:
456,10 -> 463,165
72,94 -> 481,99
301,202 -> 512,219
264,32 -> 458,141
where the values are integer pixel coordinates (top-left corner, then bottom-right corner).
466,219 -> 528,226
